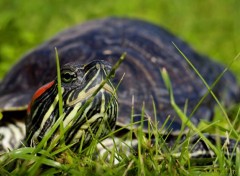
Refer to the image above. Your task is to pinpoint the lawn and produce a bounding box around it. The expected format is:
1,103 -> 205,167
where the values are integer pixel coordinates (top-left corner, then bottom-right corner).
0,0 -> 240,175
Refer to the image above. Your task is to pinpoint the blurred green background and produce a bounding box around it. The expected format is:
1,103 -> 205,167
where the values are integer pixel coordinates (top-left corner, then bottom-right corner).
0,0 -> 239,79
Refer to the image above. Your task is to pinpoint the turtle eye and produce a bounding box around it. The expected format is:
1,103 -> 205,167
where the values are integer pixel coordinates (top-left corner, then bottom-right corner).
61,70 -> 76,83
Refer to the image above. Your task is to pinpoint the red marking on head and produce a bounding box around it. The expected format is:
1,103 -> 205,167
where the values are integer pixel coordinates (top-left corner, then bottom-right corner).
27,81 -> 55,114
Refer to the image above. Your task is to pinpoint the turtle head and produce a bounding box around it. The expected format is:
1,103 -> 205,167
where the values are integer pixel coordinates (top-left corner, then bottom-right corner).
26,60 -> 118,151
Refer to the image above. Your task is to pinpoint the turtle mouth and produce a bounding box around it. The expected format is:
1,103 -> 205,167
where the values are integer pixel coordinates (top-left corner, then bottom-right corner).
66,83 -> 117,107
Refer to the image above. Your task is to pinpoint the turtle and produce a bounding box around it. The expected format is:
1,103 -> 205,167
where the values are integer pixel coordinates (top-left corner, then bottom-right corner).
26,60 -> 119,151
0,17 -> 239,159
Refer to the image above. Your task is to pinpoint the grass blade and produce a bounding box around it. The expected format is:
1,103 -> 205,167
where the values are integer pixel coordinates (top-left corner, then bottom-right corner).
55,47 -> 65,146
161,68 -> 221,159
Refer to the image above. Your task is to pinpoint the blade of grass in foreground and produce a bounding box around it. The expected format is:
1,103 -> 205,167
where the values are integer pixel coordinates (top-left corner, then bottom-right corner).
30,48 -> 66,155
137,102 -> 146,176
173,42 -> 240,139
55,47 -> 65,146
161,68 -> 221,159
236,148 -> 240,176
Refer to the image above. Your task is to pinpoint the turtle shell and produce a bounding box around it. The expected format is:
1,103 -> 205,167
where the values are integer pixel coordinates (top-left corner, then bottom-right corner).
0,17 -> 238,130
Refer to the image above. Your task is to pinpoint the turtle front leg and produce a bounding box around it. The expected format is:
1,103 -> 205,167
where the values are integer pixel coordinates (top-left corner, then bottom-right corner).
0,115 -> 26,154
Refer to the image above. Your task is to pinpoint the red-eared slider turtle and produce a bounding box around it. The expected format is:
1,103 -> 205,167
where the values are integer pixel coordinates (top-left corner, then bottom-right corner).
0,18 -> 239,158
26,60 -> 118,151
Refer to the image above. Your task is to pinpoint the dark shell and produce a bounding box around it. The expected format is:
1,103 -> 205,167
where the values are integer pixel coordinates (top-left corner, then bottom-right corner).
0,17 -> 238,130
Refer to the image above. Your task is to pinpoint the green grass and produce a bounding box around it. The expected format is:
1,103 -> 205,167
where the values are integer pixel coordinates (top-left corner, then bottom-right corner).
0,53 -> 240,175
